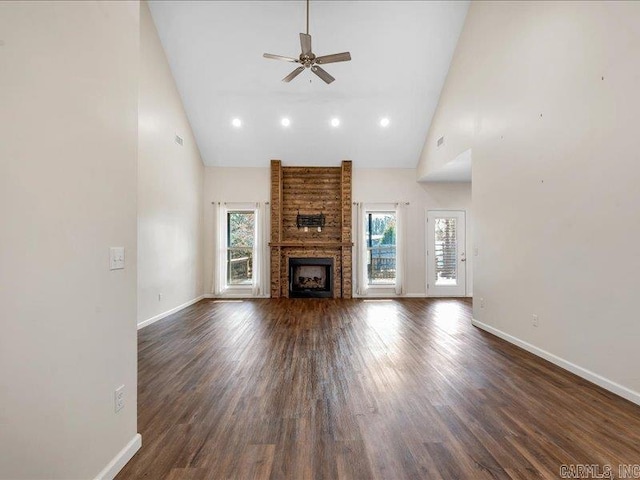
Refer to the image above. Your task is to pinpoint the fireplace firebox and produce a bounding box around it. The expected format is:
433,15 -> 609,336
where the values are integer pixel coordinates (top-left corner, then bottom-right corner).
289,257 -> 333,298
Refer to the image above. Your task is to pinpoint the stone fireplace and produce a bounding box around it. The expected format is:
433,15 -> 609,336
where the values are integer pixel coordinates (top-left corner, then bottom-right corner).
289,257 -> 333,298
269,160 -> 352,298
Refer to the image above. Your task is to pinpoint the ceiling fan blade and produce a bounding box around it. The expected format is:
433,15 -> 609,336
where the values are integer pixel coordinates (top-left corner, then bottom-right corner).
300,33 -> 312,56
263,53 -> 299,63
311,65 -> 335,84
282,66 -> 305,83
315,52 -> 351,65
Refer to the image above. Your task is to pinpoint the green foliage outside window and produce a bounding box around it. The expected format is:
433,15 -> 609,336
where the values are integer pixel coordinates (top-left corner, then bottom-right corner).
380,224 -> 396,245
228,212 -> 254,247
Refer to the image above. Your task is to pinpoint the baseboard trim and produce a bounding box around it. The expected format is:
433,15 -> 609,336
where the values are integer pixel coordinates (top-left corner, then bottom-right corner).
204,293 -> 270,299
93,433 -> 141,480
138,295 -> 205,330
353,292 -> 426,299
471,318 -> 640,406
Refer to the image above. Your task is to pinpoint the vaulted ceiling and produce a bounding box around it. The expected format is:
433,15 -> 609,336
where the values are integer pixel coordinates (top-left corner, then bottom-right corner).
148,1 -> 469,168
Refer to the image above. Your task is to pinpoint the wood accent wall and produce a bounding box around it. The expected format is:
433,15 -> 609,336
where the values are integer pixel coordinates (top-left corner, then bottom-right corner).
270,160 -> 353,298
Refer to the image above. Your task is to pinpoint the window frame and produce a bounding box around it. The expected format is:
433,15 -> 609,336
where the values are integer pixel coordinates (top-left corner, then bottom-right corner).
223,208 -> 258,292
364,209 -> 398,288
217,203 -> 263,297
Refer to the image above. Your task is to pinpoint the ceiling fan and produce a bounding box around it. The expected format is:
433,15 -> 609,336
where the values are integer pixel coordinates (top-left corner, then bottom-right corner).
263,0 -> 351,84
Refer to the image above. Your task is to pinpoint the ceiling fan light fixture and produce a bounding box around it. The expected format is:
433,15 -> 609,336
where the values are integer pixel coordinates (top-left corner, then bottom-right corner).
231,118 -> 242,128
330,117 -> 340,128
262,0 -> 351,84
281,117 -> 291,127
380,117 -> 390,128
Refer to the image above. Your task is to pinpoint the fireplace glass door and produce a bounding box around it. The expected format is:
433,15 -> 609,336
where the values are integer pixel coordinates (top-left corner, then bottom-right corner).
289,258 -> 333,298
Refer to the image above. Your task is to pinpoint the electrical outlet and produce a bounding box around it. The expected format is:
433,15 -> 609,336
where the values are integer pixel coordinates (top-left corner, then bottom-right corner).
532,314 -> 539,328
480,297 -> 485,308
109,247 -> 125,270
115,385 -> 125,413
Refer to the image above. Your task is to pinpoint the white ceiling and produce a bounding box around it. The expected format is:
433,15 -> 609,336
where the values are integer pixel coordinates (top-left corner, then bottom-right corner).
148,1 -> 469,168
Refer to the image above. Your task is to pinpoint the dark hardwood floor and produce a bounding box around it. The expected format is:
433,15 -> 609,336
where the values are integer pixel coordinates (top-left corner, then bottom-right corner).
117,298 -> 640,479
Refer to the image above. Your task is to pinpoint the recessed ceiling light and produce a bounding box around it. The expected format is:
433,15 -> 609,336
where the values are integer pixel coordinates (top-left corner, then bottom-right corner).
330,117 -> 340,128
281,117 -> 291,127
231,118 -> 242,128
380,117 -> 390,127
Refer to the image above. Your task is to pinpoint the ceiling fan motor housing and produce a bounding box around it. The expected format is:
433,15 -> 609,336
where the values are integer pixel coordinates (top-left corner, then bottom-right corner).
301,53 -> 316,67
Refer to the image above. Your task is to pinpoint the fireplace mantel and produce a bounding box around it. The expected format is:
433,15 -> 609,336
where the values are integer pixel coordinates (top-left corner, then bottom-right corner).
269,160 -> 352,298
269,241 -> 353,248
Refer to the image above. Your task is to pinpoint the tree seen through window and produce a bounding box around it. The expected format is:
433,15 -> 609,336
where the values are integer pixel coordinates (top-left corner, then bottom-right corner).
366,212 -> 396,284
227,211 -> 254,285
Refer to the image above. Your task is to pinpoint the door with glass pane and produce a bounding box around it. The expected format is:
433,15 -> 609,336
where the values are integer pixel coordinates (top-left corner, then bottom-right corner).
426,211 -> 466,297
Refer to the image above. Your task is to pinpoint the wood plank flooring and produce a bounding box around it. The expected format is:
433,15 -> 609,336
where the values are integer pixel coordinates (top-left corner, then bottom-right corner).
116,299 -> 640,479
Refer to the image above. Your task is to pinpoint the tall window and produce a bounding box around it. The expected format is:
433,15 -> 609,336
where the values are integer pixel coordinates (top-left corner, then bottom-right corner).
226,211 -> 255,286
366,212 -> 396,284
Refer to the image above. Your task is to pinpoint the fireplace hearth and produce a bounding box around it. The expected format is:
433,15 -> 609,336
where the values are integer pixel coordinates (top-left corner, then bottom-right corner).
289,258 -> 333,298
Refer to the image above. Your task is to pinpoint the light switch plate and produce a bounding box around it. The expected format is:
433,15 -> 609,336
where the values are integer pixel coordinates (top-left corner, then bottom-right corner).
110,247 -> 125,270
115,385 -> 125,413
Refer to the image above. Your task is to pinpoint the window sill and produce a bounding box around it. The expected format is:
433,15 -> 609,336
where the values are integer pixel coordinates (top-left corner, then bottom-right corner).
366,284 -> 397,289
223,285 -> 253,292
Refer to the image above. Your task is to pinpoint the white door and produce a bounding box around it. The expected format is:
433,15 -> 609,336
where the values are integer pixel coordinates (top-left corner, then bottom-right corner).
426,210 -> 466,297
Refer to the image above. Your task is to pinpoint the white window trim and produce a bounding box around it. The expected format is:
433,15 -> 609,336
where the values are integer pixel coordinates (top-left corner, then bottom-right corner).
224,207 -> 255,292
213,202 -> 269,298
355,202 -> 406,297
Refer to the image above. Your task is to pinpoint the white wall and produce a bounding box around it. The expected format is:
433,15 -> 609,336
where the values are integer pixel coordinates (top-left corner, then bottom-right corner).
0,2 -> 139,479
138,2 -> 205,326
417,1 -> 640,401
354,169 -> 472,296
203,166 -> 471,296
